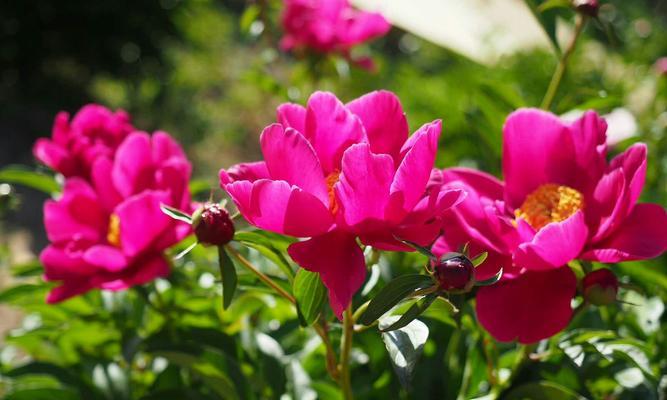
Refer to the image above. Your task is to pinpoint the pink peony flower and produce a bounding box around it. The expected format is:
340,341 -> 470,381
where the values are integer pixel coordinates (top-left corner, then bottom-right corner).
433,108 -> 667,343
220,91 -> 464,317
40,131 -> 193,303
33,104 -> 135,179
280,0 -> 390,67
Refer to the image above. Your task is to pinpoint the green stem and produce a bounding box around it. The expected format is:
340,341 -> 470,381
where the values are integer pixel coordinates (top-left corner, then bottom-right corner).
339,306 -> 355,400
540,15 -> 588,110
225,245 -> 340,381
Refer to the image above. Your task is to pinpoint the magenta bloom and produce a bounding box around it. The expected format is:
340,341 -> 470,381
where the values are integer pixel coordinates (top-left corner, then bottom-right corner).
280,0 -> 390,65
220,91 -> 464,317
40,131 -> 193,303
433,108 -> 667,343
33,104 -> 135,178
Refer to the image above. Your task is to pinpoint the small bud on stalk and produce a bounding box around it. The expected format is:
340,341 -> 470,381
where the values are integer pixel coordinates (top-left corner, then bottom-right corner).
433,255 -> 475,292
582,269 -> 618,306
573,0 -> 599,17
192,203 -> 235,246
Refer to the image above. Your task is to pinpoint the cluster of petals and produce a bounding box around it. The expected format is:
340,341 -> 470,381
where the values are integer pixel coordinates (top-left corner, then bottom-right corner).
36,105 -> 193,302
280,0 -> 390,68
33,104 -> 135,179
432,108 -> 667,343
220,90 -> 464,317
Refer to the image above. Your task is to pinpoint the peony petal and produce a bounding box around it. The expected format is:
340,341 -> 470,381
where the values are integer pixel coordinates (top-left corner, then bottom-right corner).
115,191 -> 173,258
112,131 -> 155,197
287,231 -> 366,319
225,179 -> 334,237
304,92 -> 365,173
514,211 -> 588,270
220,161 -> 269,185
32,139 -> 78,177
41,245 -> 95,280
152,131 -> 187,162
592,143 -> 647,242
441,167 -> 504,201
340,11 -> 391,46
83,245 -> 128,272
334,143 -> 394,229
569,110 -> 608,185
47,279 -> 95,304
276,103 -> 307,134
387,121 -> 441,216
260,124 -> 329,204
44,179 -> 106,244
155,158 -> 193,211
502,109 -> 578,209
476,266 -> 576,344
583,203 -> 667,262
99,255 -> 170,291
346,90 -> 408,162
91,158 -> 122,213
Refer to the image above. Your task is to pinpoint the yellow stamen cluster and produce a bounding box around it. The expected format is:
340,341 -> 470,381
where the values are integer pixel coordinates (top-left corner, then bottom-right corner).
326,170 -> 341,215
515,184 -> 584,230
107,214 -> 121,247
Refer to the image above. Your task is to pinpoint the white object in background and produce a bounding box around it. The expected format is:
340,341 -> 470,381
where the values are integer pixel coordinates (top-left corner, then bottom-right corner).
351,0 -> 553,64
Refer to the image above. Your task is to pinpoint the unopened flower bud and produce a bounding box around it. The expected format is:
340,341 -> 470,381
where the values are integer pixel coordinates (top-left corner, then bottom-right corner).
582,269 -> 618,306
573,0 -> 599,17
192,203 -> 235,246
433,255 -> 475,292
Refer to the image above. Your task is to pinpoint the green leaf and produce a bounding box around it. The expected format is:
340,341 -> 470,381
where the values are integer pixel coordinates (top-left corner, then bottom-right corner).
159,204 -> 192,224
0,165 -> 60,195
0,284 -> 45,303
11,261 -> 44,277
293,268 -> 326,326
6,389 -> 79,400
524,0 -> 562,54
358,274 -> 434,326
240,4 -> 260,33
538,0 -> 571,12
393,237 -> 436,258
470,252 -> 488,267
188,179 -> 212,197
5,362 -> 103,399
238,241 -> 295,283
504,381 -> 585,400
379,292 -> 439,332
380,318 -> 429,388
218,247 -> 238,309
475,268 -> 503,286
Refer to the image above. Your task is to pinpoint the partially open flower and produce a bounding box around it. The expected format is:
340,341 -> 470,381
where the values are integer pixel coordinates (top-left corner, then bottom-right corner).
193,203 -> 235,247
573,0 -> 599,17
433,254 -> 475,292
582,269 -> 618,306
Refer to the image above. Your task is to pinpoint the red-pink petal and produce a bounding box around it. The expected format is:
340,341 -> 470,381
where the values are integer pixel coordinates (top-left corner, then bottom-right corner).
476,267 -> 576,344
83,245 -> 128,272
334,143 -> 394,229
502,109 -> 578,209
288,231 -> 366,319
115,191 -> 173,258
219,162 -> 269,185
514,211 -> 588,270
583,203 -> 667,262
44,179 -> 106,244
99,255 -> 170,291
47,279 -> 95,304
346,90 -> 408,162
441,167 -> 504,201
276,103 -> 307,134
387,121 -> 440,216
33,139 -> 79,177
304,92 -> 365,173
340,11 -> 391,46
225,179 -> 334,237
91,158 -> 122,213
112,132 -> 155,197
260,124 -> 328,204
152,131 -> 187,162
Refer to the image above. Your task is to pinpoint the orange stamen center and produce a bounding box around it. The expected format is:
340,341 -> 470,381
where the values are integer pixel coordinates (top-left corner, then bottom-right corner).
107,214 -> 121,247
326,170 -> 341,215
515,184 -> 584,230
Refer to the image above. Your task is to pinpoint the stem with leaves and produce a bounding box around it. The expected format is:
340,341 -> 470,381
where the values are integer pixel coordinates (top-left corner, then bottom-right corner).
540,14 -> 588,110
224,244 -> 341,382
339,306 -> 355,400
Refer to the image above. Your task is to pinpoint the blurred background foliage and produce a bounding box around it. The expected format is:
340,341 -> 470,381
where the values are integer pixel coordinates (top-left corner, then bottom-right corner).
1,0 -> 666,399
